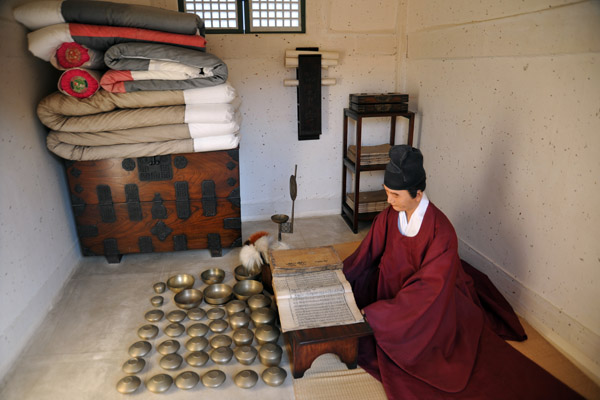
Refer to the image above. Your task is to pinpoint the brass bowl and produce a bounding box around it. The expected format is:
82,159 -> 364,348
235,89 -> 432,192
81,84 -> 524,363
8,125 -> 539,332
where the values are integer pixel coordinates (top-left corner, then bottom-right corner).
210,334 -> 232,349
262,366 -> 287,387
209,319 -> 229,333
200,268 -> 226,285
150,295 -> 164,307
229,311 -> 250,330
166,310 -> 187,323
167,273 -> 195,293
232,328 -> 254,346
255,325 -> 280,345
128,341 -> 151,357
258,343 -> 283,366
157,339 -> 180,355
247,294 -> 272,311
186,351 -> 209,367
210,346 -> 233,364
159,353 -> 183,370
153,282 -> 166,294
201,370 -> 226,388
175,371 -> 199,390
204,284 -> 233,305
225,299 -> 246,316
116,376 -> 141,394
233,280 -> 264,301
146,374 -> 173,394
234,369 -> 258,389
122,357 -> 146,374
234,345 -> 257,365
234,265 -> 261,281
174,288 -> 204,310
251,307 -> 277,327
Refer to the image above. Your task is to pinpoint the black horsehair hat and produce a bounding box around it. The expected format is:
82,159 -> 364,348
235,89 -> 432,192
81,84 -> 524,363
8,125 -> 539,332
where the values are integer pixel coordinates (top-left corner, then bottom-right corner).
383,145 -> 426,190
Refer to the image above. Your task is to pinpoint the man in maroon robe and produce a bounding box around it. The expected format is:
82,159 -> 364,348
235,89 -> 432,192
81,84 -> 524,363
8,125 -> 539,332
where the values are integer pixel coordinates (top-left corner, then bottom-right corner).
343,145 -> 582,399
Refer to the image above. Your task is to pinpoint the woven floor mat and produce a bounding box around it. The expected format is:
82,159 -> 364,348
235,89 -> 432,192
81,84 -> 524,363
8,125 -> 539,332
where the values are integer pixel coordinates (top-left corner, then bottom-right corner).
293,354 -> 387,400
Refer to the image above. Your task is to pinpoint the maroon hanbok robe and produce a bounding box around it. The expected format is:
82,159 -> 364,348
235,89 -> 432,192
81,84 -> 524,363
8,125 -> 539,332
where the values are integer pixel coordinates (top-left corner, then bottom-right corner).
343,203 -> 583,399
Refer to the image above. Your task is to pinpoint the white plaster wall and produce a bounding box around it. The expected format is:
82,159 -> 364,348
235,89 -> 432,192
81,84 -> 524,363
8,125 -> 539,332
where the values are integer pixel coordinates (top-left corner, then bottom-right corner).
203,0 -> 410,220
405,0 -> 600,382
0,0 -> 81,383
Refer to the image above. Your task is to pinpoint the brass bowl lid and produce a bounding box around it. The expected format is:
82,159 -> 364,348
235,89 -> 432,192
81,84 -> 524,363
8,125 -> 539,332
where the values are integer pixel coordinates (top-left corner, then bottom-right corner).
234,369 -> 259,389
157,339 -> 180,355
122,357 -> 146,374
225,299 -> 246,315
174,371 -> 200,390
150,295 -> 164,307
201,369 -> 226,388
187,307 -> 206,321
159,353 -> 183,370
255,324 -> 280,344
206,307 -> 226,320
128,341 -> 152,357
146,373 -> 173,393
186,350 -> 209,367
187,323 -> 209,337
137,324 -> 159,340
262,366 -> 287,387
247,294 -> 272,311
164,323 -> 185,338
185,336 -> 209,352
116,375 -> 141,394
234,264 -> 261,281
209,319 -> 229,333
233,280 -> 264,301
210,334 -> 232,349
203,283 -> 233,305
144,309 -> 164,323
233,345 -> 257,365
166,273 -> 195,294
258,343 -> 283,366
166,309 -> 187,323
232,328 -> 254,346
200,268 -> 226,285
229,311 -> 250,330
210,346 -> 233,364
174,288 -> 204,310
251,307 -> 277,326
153,282 -> 166,294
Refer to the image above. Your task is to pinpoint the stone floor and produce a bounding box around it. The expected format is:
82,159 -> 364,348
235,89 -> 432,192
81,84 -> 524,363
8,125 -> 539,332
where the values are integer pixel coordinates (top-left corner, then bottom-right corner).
0,215 -> 370,400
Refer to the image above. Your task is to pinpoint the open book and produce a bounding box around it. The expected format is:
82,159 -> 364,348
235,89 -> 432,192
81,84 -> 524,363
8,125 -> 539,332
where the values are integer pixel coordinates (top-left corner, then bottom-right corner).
269,246 -> 364,332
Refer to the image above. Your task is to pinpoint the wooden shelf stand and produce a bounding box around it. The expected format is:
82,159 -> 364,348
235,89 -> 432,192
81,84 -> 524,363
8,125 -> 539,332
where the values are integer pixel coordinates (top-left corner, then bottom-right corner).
341,108 -> 415,233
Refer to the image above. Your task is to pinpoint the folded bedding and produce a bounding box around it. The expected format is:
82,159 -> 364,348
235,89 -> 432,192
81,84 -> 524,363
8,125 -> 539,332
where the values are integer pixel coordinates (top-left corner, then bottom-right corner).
13,0 -> 205,36
46,134 -> 240,161
101,43 -> 228,92
27,23 -> 206,63
37,85 -> 239,132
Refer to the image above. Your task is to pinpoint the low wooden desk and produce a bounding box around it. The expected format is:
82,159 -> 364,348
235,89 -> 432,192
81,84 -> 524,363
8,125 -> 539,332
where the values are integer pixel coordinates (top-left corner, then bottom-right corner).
283,322 -> 373,378
268,241 -> 370,378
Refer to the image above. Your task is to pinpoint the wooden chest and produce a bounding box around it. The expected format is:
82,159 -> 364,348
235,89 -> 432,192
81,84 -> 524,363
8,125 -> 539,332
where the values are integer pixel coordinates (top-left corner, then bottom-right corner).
65,149 -> 241,263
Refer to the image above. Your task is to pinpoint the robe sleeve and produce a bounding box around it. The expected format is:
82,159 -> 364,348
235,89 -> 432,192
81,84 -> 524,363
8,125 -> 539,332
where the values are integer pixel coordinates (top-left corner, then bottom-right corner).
362,214 -> 484,392
342,208 -> 390,309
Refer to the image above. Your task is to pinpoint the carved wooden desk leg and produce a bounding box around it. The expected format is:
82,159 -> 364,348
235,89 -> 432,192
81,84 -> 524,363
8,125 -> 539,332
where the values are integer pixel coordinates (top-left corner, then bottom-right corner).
285,332 -> 360,379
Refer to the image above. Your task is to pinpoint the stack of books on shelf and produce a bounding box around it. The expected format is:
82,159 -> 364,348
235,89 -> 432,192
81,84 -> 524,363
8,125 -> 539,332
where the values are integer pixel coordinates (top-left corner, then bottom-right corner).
345,190 -> 388,213
349,92 -> 409,113
347,144 -> 391,166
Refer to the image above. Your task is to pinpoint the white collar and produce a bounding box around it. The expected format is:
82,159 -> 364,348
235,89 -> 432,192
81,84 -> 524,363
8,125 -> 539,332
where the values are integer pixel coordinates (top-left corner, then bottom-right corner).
397,192 -> 429,237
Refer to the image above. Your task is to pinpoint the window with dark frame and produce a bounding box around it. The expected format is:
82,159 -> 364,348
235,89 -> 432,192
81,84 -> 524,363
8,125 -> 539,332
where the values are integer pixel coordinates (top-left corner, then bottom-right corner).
178,0 -> 305,34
